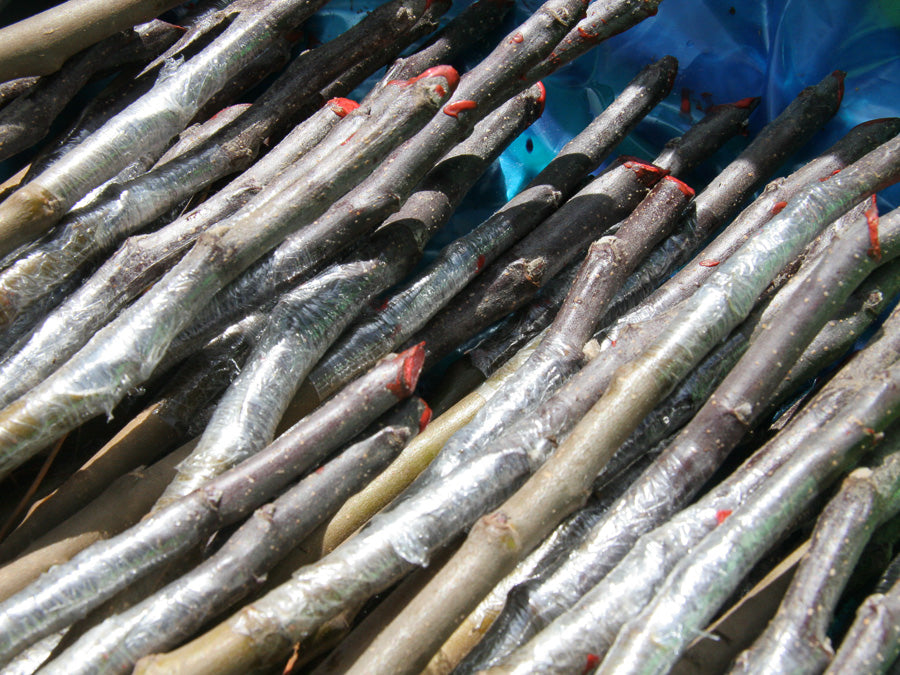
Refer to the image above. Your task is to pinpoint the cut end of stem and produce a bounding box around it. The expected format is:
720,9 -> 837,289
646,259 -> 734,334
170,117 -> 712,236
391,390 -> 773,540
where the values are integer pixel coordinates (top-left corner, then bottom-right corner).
391,65 -> 461,93
443,100 -> 478,118
831,70 -> 846,107
535,81 -> 547,115
327,98 -> 360,118
732,96 -> 760,110
620,157 -> 670,182
419,402 -> 433,432
707,96 -> 760,115
866,194 -> 881,260
387,343 -> 426,399
664,175 -> 695,197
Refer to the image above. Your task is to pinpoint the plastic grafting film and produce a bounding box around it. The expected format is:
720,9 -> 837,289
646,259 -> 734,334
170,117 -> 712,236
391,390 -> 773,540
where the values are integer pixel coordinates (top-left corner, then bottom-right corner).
0,102 -> 234,333
420,333 -> 586,483
36,14 -> 257,208
233,436 -> 530,645
159,259 -> 388,505
500,413 -> 806,674
455,482 -> 642,673
459,498 -> 610,648
0,104 -> 342,405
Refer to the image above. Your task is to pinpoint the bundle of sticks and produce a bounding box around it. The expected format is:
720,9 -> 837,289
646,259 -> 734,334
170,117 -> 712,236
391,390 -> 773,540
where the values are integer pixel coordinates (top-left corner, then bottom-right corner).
0,0 -> 897,673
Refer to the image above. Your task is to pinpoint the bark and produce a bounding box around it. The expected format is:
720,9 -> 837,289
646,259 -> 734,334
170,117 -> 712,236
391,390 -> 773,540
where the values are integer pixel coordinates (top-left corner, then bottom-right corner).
0,102 -> 248,337
586,200 -> 900,580
773,258 -> 900,403
488,303 -> 900,674
316,0 -> 456,102
171,35 -> 664,366
0,20 -> 184,162
825,573 -> 900,673
0,442 -> 194,603
275,333 -> 544,577
455,330 -> 753,672
522,0 -> 665,86
100,5 -> 671,670
152,249 -> 415,506
163,175 -> 689,675
413,97 -> 753,369
475,201 -> 900,671
0,0 -> 433,331
468,261 -> 581,377
383,0 -> 513,82
392,133 -> 900,674
306,544 -> 460,675
176,81 -> 545,399
596,389 -> 900,675
412,158 -> 667,369
18,67 -> 159,193
21,2 -> 283,186
343,179 -> 698,675
424,501 -> 611,675
0,345 -> 424,666
0,77 -> 40,110
599,71 -> 849,329
557,121 -> 899,447
0,320 -> 253,561
620,115 -> 900,327
0,0 -> 335,257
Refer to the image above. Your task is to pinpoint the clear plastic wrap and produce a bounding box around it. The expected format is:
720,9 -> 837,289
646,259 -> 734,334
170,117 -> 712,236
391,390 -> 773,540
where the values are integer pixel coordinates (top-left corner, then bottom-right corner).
0,68 -> 450,479
0,103 -> 342,407
0,104 -> 248,334
296,84 -> 546,398
156,257 -> 396,507
648,134 -> 899,399
467,262 -> 578,378
231,429 -> 533,646
314,0 -> 896,251
597,369 -> 900,675
454,461 -> 649,673
308,183 -> 560,398
465,325 -> 757,672
492,373 -> 842,673
613,117 -> 900,329
454,133 -> 900,673
177,82 -> 543,363
28,0 -> 327,215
